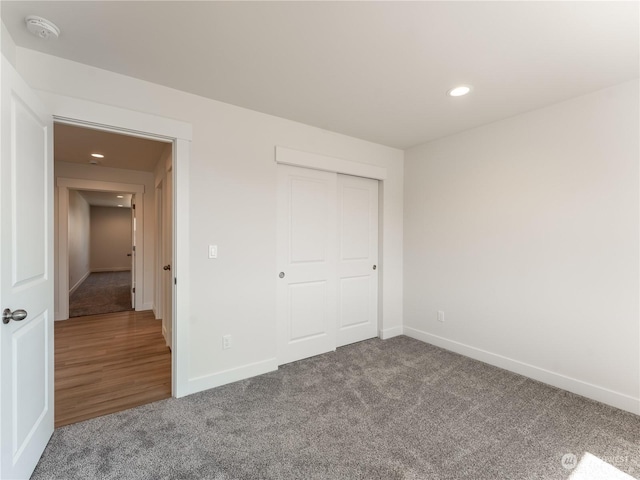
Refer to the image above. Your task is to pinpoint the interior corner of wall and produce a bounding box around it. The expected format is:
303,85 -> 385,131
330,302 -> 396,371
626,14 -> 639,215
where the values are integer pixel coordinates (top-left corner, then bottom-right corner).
379,325 -> 403,340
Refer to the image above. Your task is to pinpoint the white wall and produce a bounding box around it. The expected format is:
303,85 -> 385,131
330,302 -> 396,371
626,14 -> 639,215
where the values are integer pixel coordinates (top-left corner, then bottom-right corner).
404,80 -> 640,414
55,161 -> 156,311
90,206 -> 132,272
67,190 -> 90,292
19,49 -> 404,394
1,22 -> 16,67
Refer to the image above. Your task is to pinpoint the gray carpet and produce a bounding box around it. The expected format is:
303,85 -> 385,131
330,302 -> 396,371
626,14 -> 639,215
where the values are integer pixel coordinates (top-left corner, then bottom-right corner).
32,336 -> 639,480
69,271 -> 133,317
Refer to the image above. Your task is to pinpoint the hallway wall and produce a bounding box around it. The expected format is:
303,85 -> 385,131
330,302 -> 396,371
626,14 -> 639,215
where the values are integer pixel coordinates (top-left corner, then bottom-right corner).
90,206 -> 132,272
68,190 -> 90,292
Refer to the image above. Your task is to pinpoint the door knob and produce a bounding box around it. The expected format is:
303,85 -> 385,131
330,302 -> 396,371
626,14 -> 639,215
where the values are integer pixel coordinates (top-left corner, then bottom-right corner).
163,265 -> 171,271
279,272 -> 285,278
127,253 -> 132,257
3,308 -> 27,325
373,265 -> 377,270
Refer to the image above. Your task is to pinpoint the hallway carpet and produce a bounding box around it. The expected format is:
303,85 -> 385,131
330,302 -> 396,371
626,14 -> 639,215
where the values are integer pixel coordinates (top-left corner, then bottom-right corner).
32,336 -> 639,480
69,271 -> 133,317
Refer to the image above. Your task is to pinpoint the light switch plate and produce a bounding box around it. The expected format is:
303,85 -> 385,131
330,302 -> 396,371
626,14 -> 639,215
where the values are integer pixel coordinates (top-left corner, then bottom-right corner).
208,245 -> 218,259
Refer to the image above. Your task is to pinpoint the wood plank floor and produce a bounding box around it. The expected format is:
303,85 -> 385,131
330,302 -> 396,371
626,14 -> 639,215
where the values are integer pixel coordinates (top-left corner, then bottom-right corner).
55,310 -> 171,428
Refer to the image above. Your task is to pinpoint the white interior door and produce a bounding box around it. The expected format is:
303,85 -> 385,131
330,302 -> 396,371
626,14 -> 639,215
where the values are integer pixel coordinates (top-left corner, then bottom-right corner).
131,194 -> 136,308
163,169 -> 173,349
0,56 -> 54,479
337,174 -> 379,347
277,165 -> 337,365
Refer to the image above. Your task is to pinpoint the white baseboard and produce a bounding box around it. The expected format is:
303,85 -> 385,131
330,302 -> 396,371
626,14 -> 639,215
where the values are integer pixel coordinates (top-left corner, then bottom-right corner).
68,270 -> 90,295
139,301 -> 153,312
403,326 -> 640,416
187,358 -> 278,396
379,325 -> 403,340
161,324 -> 169,347
91,267 -> 131,273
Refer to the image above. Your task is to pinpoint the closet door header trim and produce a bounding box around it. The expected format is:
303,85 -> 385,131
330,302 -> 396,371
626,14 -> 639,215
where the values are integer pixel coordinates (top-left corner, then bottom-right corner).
275,146 -> 387,180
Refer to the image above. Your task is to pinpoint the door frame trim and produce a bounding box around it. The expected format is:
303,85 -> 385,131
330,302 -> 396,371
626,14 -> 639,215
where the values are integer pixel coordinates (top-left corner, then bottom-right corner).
57,178 -> 145,318
41,90 -> 192,398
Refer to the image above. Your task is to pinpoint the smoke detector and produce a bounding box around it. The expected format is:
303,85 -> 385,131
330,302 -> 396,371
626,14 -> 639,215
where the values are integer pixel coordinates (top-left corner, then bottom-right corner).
25,16 -> 60,40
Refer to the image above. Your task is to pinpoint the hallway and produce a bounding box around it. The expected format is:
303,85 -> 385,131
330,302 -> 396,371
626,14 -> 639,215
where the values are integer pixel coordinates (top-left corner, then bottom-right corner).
55,310 -> 171,427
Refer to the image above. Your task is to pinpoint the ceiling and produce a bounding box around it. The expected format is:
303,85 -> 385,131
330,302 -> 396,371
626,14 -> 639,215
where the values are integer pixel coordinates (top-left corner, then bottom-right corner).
3,2 -> 639,149
55,123 -> 169,172
76,190 -> 132,208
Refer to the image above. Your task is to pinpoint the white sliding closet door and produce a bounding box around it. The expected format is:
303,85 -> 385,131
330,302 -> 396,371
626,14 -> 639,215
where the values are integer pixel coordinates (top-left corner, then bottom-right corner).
336,174 -> 379,347
277,165 -> 379,364
277,165 -> 337,365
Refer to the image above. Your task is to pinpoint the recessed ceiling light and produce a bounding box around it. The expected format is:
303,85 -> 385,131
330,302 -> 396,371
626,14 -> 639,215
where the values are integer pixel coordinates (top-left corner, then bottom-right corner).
447,85 -> 472,97
91,153 -> 104,158
116,195 -> 124,199
117,204 -> 124,207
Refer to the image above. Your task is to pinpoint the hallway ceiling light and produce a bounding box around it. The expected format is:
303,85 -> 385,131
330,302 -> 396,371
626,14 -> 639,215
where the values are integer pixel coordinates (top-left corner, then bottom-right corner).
91,153 -> 104,158
117,204 -> 124,207
25,15 -> 60,40
116,195 -> 124,199
447,85 -> 472,97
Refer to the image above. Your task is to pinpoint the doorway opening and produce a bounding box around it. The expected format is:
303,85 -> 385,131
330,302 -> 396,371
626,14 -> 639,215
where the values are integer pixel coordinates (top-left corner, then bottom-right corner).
67,189 -> 135,317
54,122 -> 174,426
